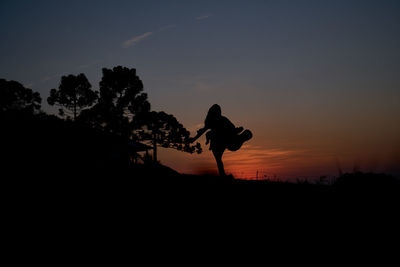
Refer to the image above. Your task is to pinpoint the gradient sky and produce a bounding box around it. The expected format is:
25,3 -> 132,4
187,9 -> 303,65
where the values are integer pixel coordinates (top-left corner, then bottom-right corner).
1,0 -> 399,180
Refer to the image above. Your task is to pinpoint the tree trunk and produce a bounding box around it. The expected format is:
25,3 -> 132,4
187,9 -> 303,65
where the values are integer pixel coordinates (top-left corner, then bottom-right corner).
153,133 -> 157,163
74,102 -> 76,121
73,96 -> 77,121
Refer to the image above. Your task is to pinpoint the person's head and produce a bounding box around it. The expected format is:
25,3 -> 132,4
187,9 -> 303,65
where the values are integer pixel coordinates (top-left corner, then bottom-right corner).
205,104 -> 221,125
208,104 -> 221,117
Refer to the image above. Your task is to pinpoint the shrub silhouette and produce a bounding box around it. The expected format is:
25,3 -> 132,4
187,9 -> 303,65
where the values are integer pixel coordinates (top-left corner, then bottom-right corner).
334,172 -> 399,193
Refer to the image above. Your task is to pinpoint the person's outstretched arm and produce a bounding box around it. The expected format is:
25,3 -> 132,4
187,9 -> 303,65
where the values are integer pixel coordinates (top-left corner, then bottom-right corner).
188,126 -> 208,143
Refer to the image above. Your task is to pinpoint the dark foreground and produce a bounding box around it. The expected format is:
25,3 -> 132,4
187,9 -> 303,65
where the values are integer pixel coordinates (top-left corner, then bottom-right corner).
5,165 -> 399,203
3,163 -> 399,254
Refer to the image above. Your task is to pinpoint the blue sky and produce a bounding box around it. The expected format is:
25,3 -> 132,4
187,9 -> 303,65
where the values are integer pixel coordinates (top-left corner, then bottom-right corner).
1,0 -> 399,178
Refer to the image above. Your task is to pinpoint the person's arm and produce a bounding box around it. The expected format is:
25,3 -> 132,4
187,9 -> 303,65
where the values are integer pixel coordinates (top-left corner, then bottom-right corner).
188,126 -> 208,143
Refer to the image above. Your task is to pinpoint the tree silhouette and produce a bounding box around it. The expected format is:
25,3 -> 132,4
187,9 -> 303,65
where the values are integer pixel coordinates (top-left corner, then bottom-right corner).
89,66 -> 150,136
134,111 -> 202,163
0,79 -> 41,114
47,73 -> 98,120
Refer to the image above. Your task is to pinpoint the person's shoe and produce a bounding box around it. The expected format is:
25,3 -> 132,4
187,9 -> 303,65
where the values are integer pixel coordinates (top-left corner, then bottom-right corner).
228,129 -> 253,151
242,129 -> 252,141
235,127 -> 244,134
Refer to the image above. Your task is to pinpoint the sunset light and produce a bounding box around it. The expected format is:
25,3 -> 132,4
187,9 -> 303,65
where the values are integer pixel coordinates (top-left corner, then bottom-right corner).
1,0 -> 399,185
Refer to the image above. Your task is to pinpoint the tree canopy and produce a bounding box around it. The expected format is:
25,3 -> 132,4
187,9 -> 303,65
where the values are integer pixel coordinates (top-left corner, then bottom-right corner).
0,79 -> 41,114
134,111 -> 202,162
88,66 -> 151,136
47,73 -> 98,120
1,66 -> 201,170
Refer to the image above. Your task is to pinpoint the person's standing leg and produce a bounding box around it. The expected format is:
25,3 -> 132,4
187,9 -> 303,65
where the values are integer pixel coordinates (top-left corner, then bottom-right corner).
212,148 -> 226,176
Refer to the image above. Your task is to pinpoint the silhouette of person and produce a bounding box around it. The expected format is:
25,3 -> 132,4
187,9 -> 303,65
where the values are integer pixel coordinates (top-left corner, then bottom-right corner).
188,104 -> 252,177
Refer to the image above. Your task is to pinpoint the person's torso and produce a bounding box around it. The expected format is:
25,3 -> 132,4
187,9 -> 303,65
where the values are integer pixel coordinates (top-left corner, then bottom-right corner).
208,116 -> 236,137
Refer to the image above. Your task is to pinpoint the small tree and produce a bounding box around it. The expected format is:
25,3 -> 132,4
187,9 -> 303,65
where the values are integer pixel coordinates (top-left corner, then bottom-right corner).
47,73 -> 98,120
0,79 -> 41,113
134,111 -> 202,163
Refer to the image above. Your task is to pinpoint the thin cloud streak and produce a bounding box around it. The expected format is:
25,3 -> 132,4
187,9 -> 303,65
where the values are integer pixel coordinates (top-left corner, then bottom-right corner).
196,14 -> 213,20
122,24 -> 176,48
122,32 -> 153,48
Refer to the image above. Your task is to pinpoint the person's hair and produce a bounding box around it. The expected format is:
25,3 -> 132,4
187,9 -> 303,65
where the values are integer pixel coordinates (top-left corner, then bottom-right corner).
205,104 -> 221,125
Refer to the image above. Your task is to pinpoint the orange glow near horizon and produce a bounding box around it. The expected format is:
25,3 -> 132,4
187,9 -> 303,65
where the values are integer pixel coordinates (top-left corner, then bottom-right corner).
221,145 -> 300,179
158,134 -> 400,182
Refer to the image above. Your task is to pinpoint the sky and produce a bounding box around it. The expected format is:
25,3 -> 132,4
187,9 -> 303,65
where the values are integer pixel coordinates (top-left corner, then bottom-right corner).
1,0 -> 399,180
